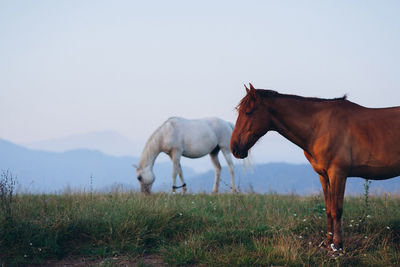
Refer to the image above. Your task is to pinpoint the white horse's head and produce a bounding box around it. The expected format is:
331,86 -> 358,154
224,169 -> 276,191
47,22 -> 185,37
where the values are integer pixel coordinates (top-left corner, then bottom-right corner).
135,165 -> 155,194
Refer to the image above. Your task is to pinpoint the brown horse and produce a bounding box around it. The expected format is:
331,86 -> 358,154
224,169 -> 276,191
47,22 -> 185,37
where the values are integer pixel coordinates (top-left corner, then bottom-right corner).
230,83 -> 400,252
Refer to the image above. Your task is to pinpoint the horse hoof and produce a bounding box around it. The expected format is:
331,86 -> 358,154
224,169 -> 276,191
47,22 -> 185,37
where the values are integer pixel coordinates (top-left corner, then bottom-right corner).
330,243 -> 343,252
318,240 -> 331,249
327,244 -> 344,257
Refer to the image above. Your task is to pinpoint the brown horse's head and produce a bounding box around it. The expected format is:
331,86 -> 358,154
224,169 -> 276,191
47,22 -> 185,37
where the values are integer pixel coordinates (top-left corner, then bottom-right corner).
230,83 -> 271,159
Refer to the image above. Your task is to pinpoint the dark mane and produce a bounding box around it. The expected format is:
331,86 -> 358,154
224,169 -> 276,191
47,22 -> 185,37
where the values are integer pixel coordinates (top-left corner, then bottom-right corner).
236,89 -> 347,111
257,89 -> 347,102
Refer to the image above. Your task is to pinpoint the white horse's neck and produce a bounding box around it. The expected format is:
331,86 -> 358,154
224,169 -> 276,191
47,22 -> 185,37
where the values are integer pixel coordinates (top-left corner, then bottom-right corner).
138,126 -> 163,169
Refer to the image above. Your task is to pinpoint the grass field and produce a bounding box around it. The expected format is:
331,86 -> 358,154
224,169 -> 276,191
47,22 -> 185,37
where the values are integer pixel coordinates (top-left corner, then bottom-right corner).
1,185 -> 400,266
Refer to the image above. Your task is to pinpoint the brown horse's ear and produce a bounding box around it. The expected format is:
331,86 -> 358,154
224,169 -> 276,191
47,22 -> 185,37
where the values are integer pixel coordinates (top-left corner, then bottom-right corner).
248,83 -> 257,99
244,84 -> 249,93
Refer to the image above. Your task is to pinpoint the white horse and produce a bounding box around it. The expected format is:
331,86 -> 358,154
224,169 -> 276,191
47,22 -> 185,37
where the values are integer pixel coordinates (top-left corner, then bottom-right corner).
135,117 -> 236,194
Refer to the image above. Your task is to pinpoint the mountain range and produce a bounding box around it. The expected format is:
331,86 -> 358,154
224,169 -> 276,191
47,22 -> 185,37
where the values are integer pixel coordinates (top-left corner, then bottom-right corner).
1,138 -> 400,195
24,131 -> 144,157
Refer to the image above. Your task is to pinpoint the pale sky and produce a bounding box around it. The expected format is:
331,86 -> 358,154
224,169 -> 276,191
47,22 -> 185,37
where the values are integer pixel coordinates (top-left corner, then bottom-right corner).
1,1 -> 399,165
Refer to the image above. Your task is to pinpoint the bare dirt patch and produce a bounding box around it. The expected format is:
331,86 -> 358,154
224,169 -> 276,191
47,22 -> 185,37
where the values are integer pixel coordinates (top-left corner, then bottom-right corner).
33,254 -> 165,267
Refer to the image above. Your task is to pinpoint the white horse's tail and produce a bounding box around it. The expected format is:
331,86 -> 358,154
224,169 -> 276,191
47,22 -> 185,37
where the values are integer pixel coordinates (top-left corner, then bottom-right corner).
240,150 -> 254,173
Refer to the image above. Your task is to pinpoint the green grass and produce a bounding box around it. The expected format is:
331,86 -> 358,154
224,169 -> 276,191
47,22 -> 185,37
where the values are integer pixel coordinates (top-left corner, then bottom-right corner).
1,192 -> 399,266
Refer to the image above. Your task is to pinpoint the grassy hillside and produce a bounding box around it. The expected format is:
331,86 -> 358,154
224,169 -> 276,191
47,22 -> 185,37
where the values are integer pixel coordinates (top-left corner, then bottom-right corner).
1,186 -> 399,266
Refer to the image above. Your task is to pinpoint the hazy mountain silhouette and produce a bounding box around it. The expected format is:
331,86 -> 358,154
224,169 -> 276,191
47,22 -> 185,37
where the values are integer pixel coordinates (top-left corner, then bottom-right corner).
24,131 -> 144,157
185,164 -> 400,195
0,138 -> 195,193
1,138 -> 400,195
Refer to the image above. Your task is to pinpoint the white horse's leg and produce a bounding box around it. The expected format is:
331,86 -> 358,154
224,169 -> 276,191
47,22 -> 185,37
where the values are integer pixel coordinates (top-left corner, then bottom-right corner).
170,150 -> 186,194
170,151 -> 180,193
210,152 -> 221,194
177,162 -> 187,194
221,148 -> 236,193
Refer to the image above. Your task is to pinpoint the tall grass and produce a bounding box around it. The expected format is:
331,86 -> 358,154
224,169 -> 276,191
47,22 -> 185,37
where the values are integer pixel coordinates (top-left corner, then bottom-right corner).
0,190 -> 399,266
0,170 -> 16,220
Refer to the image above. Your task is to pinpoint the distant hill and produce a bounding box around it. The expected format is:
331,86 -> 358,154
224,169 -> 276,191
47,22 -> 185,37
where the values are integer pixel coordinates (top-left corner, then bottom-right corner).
185,163 -> 400,196
0,139 -> 195,193
1,138 -> 400,195
24,131 -> 144,157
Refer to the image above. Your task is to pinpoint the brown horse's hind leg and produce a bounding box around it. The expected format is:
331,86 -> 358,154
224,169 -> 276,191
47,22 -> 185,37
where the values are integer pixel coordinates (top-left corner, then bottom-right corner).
318,174 -> 333,247
328,170 -> 347,250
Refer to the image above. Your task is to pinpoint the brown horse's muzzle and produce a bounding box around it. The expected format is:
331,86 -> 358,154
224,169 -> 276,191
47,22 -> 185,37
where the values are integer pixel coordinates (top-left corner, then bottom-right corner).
231,142 -> 249,159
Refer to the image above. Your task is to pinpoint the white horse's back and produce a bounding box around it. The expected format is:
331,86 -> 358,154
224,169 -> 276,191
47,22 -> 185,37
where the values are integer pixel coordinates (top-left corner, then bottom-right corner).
160,117 -> 232,158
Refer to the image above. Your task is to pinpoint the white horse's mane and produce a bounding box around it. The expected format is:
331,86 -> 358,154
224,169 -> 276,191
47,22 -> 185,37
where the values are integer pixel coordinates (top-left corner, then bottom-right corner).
138,123 -> 164,169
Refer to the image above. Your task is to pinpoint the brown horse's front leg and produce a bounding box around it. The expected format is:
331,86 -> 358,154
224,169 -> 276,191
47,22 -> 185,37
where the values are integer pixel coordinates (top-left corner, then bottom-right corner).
318,174 -> 333,246
328,170 -> 347,250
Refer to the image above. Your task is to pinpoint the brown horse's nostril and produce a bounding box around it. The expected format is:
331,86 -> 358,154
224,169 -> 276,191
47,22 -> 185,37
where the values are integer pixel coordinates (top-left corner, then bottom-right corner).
231,143 -> 239,156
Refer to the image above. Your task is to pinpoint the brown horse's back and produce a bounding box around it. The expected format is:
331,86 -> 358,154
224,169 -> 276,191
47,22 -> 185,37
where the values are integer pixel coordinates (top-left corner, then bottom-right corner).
322,103 -> 400,179
349,106 -> 400,179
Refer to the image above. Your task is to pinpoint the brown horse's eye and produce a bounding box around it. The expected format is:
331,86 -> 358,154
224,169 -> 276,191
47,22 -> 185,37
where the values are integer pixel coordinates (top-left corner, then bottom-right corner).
245,110 -> 254,116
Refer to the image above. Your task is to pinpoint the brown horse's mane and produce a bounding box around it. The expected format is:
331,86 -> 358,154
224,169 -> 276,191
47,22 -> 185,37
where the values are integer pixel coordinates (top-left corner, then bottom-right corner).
236,89 -> 347,111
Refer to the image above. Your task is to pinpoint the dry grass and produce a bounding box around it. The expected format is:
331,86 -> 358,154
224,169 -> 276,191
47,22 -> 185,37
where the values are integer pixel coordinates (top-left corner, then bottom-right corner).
0,191 -> 399,266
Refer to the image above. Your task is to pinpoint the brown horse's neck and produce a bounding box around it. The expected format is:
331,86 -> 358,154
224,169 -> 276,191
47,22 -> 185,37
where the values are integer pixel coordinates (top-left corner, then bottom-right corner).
263,96 -> 324,154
